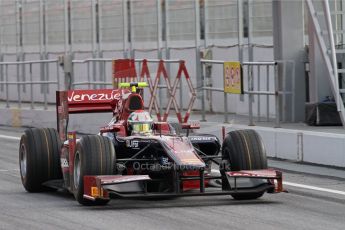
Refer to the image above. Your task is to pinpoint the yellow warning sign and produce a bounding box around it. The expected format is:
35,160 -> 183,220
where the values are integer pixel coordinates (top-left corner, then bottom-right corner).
223,62 -> 243,94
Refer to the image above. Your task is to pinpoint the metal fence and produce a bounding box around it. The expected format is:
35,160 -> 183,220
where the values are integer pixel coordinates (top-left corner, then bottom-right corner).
200,59 -> 294,127
0,57 -> 293,127
71,58 -> 113,89
0,59 -> 61,110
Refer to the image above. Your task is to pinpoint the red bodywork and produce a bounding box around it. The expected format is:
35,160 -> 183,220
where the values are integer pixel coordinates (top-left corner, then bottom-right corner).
56,88 -> 284,201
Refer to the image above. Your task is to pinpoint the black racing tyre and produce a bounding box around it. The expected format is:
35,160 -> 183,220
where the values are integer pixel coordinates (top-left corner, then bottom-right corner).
19,128 -> 62,192
72,135 -> 115,206
222,129 -> 267,200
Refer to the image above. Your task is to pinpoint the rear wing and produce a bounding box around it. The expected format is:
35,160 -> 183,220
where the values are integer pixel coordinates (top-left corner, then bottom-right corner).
57,89 -> 122,114
56,89 -> 122,141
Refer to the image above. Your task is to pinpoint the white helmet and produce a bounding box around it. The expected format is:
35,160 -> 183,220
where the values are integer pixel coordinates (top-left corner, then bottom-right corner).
128,110 -> 153,135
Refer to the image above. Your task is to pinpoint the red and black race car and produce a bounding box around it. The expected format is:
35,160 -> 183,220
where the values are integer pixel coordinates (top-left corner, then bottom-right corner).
19,82 -> 283,205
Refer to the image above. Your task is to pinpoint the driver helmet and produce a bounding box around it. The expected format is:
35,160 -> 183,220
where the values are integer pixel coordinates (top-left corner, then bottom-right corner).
128,110 -> 153,135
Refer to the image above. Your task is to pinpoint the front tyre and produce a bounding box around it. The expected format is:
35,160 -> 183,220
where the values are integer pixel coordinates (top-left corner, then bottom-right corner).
71,135 -> 115,205
222,129 -> 267,200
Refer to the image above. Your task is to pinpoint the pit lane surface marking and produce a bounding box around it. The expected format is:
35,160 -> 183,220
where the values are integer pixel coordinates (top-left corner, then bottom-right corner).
0,169 -> 19,172
283,182 -> 345,196
0,134 -> 20,141
1,134 -> 345,197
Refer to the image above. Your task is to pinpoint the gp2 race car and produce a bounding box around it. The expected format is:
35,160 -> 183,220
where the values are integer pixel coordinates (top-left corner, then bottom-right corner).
19,82 -> 284,205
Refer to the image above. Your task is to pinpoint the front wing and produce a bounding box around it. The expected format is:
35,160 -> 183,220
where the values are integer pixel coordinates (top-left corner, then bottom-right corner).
82,169 -> 284,201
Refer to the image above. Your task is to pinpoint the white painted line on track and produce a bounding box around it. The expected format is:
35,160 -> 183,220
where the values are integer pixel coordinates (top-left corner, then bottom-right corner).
0,169 -> 19,172
284,181 -> 345,196
212,169 -> 345,196
0,134 -> 20,141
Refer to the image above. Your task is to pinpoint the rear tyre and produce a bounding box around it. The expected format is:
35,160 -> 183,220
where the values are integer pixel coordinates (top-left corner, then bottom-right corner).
222,129 -> 267,200
19,128 -> 62,192
72,135 -> 115,206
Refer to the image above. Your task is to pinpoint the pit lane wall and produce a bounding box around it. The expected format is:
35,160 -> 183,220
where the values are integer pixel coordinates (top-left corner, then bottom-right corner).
1,107 -> 344,168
